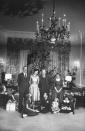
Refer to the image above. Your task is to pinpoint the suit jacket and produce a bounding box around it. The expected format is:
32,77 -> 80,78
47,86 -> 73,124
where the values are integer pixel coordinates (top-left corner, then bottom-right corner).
17,73 -> 29,94
39,75 -> 49,95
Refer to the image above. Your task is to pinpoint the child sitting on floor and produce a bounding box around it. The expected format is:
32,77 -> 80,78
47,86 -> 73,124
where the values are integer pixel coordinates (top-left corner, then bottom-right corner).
51,98 -> 60,113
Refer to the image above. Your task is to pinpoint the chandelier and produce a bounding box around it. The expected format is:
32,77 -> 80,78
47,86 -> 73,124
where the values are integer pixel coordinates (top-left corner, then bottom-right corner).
35,1 -> 71,44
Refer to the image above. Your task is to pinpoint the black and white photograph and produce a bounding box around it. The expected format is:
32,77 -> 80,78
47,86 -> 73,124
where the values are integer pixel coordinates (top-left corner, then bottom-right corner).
0,0 -> 85,131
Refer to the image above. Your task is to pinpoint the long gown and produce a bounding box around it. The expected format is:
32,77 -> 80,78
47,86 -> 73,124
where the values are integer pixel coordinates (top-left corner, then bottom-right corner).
29,75 -> 40,102
52,78 -> 63,102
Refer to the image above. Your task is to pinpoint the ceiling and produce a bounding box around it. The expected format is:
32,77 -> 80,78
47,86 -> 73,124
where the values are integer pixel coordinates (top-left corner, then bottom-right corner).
0,0 -> 85,45
0,0 -> 47,16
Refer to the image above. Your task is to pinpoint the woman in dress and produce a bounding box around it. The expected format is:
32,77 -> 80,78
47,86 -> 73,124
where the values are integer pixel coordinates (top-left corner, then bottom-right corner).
29,69 -> 40,108
52,73 -> 63,102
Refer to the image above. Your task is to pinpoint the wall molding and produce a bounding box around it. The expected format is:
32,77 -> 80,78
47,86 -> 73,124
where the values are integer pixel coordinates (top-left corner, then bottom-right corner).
0,29 -> 35,44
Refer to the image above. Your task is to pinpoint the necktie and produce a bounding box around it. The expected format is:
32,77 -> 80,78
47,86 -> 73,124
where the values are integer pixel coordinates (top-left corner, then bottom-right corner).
24,74 -> 27,78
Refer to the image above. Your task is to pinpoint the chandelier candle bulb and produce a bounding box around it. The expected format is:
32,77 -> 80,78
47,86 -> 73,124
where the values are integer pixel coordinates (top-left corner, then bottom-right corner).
62,19 -> 65,26
67,24 -> 69,31
41,13 -> 44,27
63,14 -> 66,27
67,22 -> 70,31
36,21 -> 39,34
69,22 -> 70,31
64,19 -> 66,27
53,11 -> 56,15
49,17 -> 51,27
58,17 -> 61,27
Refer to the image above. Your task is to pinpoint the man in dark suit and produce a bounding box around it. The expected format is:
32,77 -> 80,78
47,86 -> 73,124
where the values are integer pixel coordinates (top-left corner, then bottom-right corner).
18,66 -> 29,113
39,69 -> 49,110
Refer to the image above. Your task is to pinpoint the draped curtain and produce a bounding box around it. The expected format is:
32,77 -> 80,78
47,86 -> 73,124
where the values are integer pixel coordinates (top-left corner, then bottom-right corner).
19,49 -> 30,73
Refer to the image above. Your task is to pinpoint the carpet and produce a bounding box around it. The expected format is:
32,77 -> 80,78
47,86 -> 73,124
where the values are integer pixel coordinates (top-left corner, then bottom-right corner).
0,108 -> 85,131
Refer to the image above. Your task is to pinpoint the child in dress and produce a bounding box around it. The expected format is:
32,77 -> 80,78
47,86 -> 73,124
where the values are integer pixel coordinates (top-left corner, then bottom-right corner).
51,98 -> 60,113
61,96 -> 71,111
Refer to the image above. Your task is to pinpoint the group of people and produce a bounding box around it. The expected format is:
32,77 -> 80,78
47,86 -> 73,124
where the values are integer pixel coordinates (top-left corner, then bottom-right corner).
17,66 -> 74,114
18,66 -> 50,113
